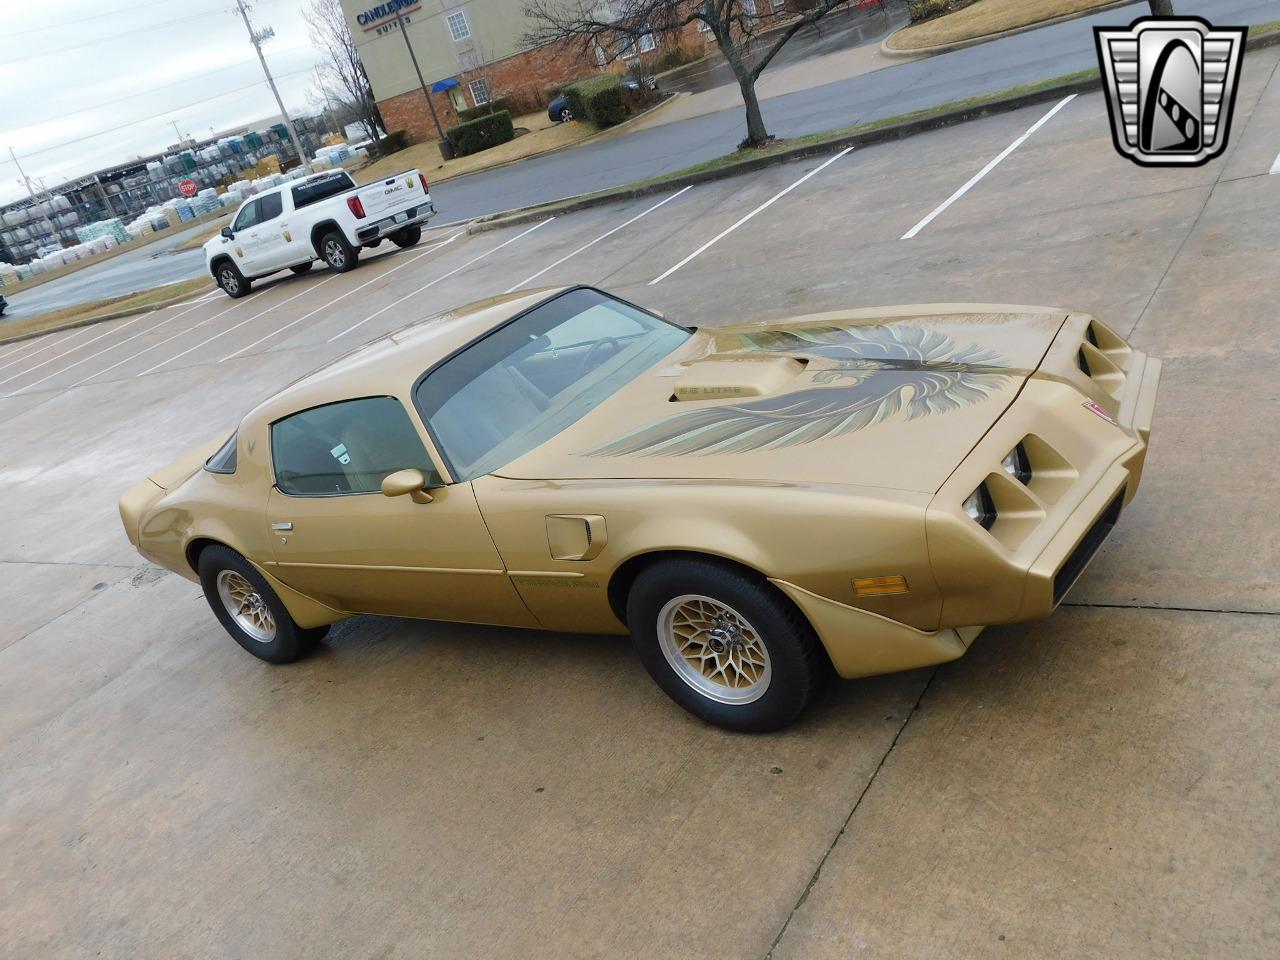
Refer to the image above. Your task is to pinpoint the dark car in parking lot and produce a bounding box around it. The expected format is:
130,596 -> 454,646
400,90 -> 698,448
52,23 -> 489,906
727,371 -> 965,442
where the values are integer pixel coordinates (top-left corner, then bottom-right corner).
548,75 -> 658,122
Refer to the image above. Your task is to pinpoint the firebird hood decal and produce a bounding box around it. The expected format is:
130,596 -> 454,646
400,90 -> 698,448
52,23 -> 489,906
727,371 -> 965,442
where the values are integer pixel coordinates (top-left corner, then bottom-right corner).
583,325 -> 1011,458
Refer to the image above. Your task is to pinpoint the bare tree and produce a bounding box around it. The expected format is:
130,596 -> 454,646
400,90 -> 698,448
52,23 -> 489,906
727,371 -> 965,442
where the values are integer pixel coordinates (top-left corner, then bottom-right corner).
525,0 -> 858,148
305,0 -> 384,142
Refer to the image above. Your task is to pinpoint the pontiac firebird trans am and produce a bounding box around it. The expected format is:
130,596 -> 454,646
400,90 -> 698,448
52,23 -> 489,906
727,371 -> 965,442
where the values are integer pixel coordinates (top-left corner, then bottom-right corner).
120,286 -> 1161,731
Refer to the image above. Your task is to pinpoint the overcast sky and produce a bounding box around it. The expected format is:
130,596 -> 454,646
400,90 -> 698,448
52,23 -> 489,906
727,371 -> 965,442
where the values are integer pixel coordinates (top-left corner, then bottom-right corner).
0,0 -> 329,205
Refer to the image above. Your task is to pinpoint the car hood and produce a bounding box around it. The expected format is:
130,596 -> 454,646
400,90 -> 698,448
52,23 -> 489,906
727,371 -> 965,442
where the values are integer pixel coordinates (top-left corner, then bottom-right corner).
495,304 -> 1069,494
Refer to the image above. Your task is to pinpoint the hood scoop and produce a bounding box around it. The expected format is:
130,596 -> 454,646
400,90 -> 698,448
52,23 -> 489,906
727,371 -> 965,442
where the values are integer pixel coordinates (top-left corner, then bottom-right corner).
670,356 -> 806,402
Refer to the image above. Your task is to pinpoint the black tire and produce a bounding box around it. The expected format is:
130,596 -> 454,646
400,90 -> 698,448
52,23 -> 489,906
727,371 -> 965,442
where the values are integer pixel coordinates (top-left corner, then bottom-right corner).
319,230 -> 359,272
197,544 -> 329,664
215,259 -> 251,298
289,261 -> 313,275
390,225 -> 422,249
626,558 -> 829,732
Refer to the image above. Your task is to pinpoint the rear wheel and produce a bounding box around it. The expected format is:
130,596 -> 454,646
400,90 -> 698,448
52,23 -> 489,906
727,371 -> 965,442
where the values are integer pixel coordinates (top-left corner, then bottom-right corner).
390,225 -> 421,249
197,545 -> 329,663
289,261 -> 313,275
627,558 -> 828,732
215,260 -> 250,298
319,231 -> 358,272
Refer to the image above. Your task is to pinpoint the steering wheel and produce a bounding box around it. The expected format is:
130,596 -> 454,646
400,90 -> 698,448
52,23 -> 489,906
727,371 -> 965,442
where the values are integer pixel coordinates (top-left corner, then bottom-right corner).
578,336 -> 622,378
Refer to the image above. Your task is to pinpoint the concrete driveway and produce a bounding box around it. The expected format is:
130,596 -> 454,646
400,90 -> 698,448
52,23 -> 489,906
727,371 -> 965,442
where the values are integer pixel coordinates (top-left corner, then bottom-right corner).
1,43 -> 1278,959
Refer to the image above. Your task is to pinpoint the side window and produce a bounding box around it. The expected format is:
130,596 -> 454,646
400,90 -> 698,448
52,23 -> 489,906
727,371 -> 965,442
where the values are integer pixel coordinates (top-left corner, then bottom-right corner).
271,397 -> 442,497
257,192 -> 283,222
232,199 -> 259,232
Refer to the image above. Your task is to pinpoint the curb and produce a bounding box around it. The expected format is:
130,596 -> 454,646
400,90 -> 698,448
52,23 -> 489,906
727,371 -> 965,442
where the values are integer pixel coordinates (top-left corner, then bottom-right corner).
880,0 -> 1135,58
468,75 -> 1104,233
0,285 -> 215,347
377,93 -> 689,194
470,26 -> 1280,235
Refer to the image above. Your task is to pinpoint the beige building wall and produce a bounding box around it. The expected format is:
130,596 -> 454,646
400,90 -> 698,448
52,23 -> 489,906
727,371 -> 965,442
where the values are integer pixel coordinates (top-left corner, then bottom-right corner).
341,0 -> 531,105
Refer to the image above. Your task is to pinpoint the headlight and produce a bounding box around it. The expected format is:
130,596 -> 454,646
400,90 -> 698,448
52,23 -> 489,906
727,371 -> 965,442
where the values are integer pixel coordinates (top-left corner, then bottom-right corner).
962,484 -> 997,530
1001,443 -> 1032,484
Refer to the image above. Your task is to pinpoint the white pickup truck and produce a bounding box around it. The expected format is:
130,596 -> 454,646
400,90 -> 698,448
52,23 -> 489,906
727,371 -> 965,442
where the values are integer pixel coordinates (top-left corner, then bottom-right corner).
205,168 -> 435,298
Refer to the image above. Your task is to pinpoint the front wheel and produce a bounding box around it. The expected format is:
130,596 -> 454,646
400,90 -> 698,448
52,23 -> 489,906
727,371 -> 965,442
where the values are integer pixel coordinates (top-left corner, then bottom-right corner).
627,558 -> 828,732
319,231 -> 358,273
215,260 -> 250,298
390,225 -> 421,248
198,545 -> 329,663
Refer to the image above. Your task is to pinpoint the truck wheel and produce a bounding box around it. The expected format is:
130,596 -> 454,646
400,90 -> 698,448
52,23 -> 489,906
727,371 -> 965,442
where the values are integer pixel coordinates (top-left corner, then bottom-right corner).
390,225 -> 422,249
198,544 -> 329,664
289,261 -> 313,275
320,231 -> 358,273
215,260 -> 251,298
627,558 -> 829,732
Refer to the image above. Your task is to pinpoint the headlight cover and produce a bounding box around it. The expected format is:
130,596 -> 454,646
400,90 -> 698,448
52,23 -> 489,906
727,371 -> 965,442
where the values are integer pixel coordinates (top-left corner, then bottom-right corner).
1001,443 -> 1032,485
962,484 -> 997,530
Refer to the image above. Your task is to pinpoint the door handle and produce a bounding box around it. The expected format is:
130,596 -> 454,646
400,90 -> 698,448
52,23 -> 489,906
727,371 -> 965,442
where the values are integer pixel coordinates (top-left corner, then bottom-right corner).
271,522 -> 293,532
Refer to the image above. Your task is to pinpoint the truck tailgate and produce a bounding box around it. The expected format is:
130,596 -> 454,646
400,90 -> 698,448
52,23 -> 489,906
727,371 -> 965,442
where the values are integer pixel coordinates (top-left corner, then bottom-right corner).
357,172 -> 427,219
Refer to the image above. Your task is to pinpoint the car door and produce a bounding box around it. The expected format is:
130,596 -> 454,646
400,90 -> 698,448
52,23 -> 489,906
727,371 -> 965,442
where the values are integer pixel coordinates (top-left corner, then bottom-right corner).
227,198 -> 263,274
264,395 -> 537,628
247,191 -> 295,271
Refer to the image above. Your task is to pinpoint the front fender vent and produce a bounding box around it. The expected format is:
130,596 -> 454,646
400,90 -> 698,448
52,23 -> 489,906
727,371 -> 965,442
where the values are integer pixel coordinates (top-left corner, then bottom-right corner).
546,515 -> 607,561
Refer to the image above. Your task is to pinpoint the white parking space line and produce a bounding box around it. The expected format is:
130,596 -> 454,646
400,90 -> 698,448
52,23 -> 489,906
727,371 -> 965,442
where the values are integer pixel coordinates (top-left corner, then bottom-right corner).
13,296 -> 235,394
0,327 -> 90,375
327,219 -> 555,343
0,315 -> 153,391
502,187 -> 694,294
66,299 -> 250,389
221,234 -> 463,362
1270,149 -> 1280,175
901,94 -> 1077,240
139,275 -> 338,376
649,148 -> 854,285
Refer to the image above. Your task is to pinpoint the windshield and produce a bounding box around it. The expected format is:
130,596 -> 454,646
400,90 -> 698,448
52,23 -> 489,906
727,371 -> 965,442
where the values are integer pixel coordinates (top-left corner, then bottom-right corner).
415,288 -> 690,482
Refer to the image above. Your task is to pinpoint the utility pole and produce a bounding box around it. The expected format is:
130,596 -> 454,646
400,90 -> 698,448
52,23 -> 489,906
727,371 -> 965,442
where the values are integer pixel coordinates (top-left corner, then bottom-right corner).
394,10 -> 448,146
9,147 -> 60,243
234,0 -> 310,172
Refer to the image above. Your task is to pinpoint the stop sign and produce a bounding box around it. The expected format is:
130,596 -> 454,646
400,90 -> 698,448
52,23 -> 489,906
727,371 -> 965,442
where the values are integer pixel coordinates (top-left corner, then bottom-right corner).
178,178 -> 198,198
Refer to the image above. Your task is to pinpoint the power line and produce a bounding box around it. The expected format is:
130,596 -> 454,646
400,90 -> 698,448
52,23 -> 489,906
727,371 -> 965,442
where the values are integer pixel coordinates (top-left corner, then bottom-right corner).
0,52 -> 316,141
2,64 -> 318,165
1,9 -> 233,65
0,0 -> 204,38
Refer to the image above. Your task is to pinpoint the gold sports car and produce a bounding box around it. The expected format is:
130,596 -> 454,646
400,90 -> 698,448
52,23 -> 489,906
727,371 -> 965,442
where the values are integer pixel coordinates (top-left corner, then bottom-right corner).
120,286 -> 1160,731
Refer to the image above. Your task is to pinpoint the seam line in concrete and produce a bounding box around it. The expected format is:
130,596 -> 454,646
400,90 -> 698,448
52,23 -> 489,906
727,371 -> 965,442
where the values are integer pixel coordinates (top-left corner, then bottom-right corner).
762,667 -> 940,960
1129,48 -> 1280,340
1061,600 -> 1278,617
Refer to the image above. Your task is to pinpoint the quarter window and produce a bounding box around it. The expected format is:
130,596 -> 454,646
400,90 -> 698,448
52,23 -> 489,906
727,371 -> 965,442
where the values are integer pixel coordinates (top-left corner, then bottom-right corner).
271,396 -> 441,497
468,77 -> 490,106
446,9 -> 470,41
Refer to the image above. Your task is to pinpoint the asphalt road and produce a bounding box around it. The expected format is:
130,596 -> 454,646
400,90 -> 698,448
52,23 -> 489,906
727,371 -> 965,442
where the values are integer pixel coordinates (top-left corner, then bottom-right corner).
2,219 -> 210,320
657,1 -> 908,95
8,0 -> 1273,318
3,42 -> 1280,955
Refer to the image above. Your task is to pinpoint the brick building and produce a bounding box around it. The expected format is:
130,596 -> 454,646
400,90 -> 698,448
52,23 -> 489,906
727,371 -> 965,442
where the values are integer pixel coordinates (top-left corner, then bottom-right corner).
341,0 -> 803,144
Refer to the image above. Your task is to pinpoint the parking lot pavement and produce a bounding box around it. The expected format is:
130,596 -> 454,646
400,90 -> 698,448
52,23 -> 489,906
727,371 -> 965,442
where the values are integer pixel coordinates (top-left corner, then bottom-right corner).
2,43 -> 1279,959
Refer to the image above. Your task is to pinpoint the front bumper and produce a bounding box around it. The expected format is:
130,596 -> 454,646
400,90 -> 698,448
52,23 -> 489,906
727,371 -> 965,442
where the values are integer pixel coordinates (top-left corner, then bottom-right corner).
926,314 -> 1162,627
356,201 -> 436,244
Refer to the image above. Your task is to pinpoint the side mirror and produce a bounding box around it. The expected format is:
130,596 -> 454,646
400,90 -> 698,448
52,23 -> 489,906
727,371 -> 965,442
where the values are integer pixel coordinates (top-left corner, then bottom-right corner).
381,468 -> 433,504
220,227 -> 234,240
